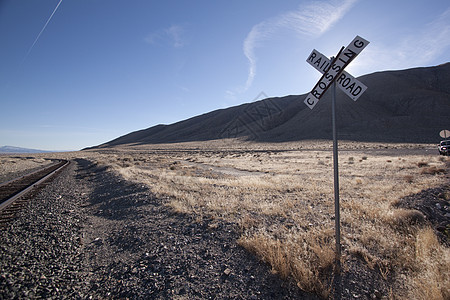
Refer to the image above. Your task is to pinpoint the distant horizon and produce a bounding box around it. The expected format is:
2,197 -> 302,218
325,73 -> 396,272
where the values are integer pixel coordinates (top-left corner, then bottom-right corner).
0,145 -> 60,153
1,0 -> 449,150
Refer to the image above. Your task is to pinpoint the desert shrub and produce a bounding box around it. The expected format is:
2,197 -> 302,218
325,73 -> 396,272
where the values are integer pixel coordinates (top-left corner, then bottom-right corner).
420,166 -> 446,175
403,175 -> 414,183
348,246 -> 379,270
385,209 -> 426,228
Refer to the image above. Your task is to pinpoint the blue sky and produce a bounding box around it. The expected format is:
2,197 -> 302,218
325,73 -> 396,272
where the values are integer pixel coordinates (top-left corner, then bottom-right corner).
1,0 -> 449,150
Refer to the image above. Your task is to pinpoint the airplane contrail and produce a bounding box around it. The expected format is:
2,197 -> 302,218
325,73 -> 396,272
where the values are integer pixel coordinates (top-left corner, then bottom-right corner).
1,0 -> 64,92
22,0 -> 63,62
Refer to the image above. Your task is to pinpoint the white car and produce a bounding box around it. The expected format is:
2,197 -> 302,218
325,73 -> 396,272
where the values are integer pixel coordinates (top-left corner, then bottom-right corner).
438,140 -> 450,156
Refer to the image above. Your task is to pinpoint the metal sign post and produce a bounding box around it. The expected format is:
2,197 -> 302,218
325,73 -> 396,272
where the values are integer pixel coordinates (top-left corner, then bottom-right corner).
331,79 -> 341,274
303,36 -> 369,295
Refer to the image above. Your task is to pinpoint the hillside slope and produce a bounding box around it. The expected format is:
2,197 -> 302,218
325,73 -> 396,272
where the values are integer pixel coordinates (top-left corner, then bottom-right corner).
94,63 -> 450,148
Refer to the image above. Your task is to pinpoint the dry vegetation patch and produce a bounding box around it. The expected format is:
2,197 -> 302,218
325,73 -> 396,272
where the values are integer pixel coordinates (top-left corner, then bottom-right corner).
0,155 -> 53,183
90,142 -> 449,299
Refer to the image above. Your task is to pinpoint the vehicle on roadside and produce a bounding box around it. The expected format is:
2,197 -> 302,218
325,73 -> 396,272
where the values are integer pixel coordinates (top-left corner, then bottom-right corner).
438,140 -> 450,156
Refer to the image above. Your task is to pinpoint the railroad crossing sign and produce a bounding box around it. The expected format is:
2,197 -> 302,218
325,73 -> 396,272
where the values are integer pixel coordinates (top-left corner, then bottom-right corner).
306,49 -> 367,101
304,35 -> 369,109
303,36 -> 369,294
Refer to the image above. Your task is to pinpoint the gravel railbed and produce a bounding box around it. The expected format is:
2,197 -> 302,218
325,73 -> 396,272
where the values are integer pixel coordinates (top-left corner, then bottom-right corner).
0,159 -> 317,299
0,161 -> 89,298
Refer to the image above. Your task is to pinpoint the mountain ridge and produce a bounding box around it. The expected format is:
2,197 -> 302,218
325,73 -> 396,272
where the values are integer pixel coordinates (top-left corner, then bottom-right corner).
0,146 -> 52,154
90,63 -> 450,149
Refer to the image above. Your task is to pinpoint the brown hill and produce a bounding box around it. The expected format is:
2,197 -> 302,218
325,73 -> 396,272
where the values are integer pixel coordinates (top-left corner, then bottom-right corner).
93,63 -> 450,148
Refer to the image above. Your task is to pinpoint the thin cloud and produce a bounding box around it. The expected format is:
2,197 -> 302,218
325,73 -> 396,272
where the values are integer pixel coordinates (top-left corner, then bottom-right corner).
243,0 -> 358,91
166,25 -> 185,48
402,8 -> 450,65
144,25 -> 186,48
347,7 -> 450,75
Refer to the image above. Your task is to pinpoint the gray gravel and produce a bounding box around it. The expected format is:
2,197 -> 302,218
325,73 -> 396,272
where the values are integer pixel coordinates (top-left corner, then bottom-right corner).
0,159 -> 317,299
0,161 -> 88,298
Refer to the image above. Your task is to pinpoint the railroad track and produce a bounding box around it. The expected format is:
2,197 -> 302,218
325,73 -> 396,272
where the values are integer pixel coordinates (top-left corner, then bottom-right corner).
0,159 -> 69,226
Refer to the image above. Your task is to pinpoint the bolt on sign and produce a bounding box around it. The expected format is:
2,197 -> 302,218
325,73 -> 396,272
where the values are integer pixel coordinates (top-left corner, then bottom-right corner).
304,36 -> 369,109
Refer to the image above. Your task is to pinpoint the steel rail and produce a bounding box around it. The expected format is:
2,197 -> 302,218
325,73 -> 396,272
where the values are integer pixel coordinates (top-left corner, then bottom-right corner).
0,160 -> 69,212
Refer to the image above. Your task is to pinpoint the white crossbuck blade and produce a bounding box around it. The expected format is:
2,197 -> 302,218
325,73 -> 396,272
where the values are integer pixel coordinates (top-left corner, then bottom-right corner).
304,36 -> 369,109
306,49 -> 367,101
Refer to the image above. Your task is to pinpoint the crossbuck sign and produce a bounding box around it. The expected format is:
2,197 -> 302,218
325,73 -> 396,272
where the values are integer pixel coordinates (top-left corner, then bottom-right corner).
306,49 -> 367,101
303,36 -> 369,291
304,35 -> 369,109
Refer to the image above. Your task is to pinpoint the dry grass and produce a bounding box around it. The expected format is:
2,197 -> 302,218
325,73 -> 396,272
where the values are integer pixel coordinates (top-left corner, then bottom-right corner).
87,141 -> 449,298
420,166 -> 446,175
410,228 -> 450,300
238,227 -> 335,298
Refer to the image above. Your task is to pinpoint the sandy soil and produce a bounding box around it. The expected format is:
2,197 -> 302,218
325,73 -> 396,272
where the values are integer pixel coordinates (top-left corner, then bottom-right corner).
0,156 -> 53,183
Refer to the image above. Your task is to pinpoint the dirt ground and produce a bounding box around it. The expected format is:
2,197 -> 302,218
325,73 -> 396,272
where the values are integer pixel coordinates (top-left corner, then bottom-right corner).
0,141 -> 448,299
